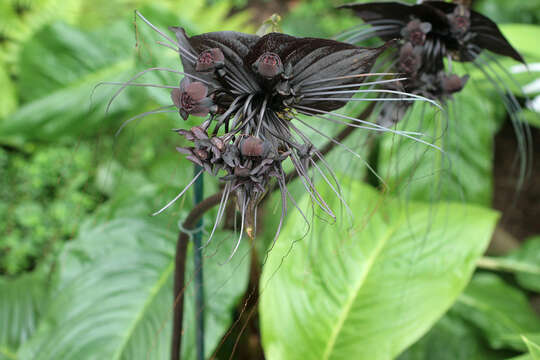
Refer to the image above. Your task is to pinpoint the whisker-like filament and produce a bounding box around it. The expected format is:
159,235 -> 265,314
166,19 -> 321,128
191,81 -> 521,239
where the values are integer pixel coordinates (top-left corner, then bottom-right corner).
292,114 -> 388,187
221,197 -> 246,265
301,73 -> 399,87
302,77 -> 408,93
293,104 -> 442,152
115,106 -> 176,136
152,170 -> 204,216
105,67 -> 215,113
135,10 -> 197,62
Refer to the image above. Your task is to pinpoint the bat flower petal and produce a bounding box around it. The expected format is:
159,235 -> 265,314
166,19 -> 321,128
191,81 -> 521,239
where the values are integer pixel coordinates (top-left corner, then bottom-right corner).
171,78 -> 215,120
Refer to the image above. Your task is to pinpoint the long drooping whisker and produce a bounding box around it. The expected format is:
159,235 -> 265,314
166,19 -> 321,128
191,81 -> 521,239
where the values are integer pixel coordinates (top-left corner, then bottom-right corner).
287,122 -> 344,196
292,114 -> 388,187
105,67 -> 214,113
156,40 -> 179,53
266,178 -> 288,253
135,10 -> 197,62
286,143 -> 335,218
221,197 -> 246,265
152,170 -> 204,216
303,90 -> 442,110
471,55 -> 531,185
302,77 -> 408,93
115,106 -> 176,136
301,109 -> 423,135
309,158 -> 353,220
202,183 -> 232,249
293,105 -> 442,152
301,73 -> 399,87
97,81 -> 178,89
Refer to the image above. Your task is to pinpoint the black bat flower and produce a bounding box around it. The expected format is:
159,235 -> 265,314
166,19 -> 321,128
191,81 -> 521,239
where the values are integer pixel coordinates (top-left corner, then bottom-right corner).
338,1 -> 525,120
338,0 -> 530,185
107,11 -> 438,259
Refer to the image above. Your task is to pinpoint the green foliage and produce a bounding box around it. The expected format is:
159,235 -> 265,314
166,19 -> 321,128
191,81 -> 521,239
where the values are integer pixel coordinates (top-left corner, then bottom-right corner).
1,1 -> 540,359
260,181 -> 498,360
453,274 -> 540,351
0,144 -> 104,275
505,236 -> 540,292
0,271 -> 49,360
17,219 -> 250,360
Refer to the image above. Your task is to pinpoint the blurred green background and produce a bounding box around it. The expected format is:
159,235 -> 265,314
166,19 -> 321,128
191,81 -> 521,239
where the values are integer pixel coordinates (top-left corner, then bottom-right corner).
1,0 -> 540,359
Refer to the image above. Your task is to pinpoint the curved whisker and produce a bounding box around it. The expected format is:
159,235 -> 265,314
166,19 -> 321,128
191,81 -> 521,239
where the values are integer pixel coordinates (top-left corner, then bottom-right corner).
116,106 -> 176,137
302,77 -> 408,93
152,170 -> 204,216
135,10 -> 197,62
293,105 -> 442,152
105,67 -> 214,113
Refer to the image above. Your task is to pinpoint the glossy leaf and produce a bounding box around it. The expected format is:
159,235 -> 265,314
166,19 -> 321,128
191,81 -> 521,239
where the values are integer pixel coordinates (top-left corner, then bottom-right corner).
0,272 -> 49,359
454,273 -> 540,351
0,21 -> 145,145
17,218 -> 250,360
260,181 -> 498,360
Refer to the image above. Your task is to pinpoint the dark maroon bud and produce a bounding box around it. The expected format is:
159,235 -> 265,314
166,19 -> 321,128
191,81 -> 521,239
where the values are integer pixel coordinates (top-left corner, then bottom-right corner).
441,73 -> 469,94
240,136 -> 265,157
402,19 -> 431,46
234,166 -> 251,177
398,43 -> 422,76
253,52 -> 283,78
195,48 -> 225,72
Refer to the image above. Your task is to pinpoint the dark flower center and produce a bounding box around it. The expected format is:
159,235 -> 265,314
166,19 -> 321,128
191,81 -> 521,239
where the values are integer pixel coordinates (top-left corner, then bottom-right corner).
254,52 -> 284,78
196,48 -> 225,72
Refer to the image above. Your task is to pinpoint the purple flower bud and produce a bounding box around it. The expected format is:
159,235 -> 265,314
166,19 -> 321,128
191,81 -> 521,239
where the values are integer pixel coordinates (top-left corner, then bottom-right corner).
240,136 -> 265,157
402,19 -> 431,46
440,73 -> 469,94
171,78 -> 214,120
398,43 -> 422,76
195,48 -> 225,72
253,52 -> 284,78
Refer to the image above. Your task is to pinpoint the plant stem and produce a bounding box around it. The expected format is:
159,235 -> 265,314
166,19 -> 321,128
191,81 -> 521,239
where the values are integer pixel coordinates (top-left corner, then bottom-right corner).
171,192 -> 223,360
171,102 -> 377,360
193,166 -> 205,360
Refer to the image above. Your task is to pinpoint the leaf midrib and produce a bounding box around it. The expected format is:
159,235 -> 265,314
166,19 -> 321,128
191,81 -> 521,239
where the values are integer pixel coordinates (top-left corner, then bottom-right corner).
322,216 -> 404,360
110,256 -> 175,360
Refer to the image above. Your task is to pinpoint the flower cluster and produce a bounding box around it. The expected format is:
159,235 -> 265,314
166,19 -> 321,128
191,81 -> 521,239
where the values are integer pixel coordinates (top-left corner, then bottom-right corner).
339,1 -> 524,123
140,22 -> 397,244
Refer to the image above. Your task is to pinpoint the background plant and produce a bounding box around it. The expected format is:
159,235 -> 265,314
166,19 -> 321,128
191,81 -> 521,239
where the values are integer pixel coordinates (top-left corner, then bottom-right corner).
0,0 -> 539,359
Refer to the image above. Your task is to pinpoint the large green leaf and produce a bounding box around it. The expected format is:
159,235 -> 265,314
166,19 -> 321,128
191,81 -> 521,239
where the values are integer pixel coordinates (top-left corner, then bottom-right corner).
18,218 -> 250,360
260,181 -> 498,360
0,21 -> 147,145
453,273 -> 540,351
378,84 -> 502,206
505,236 -> 540,292
0,272 -> 49,360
